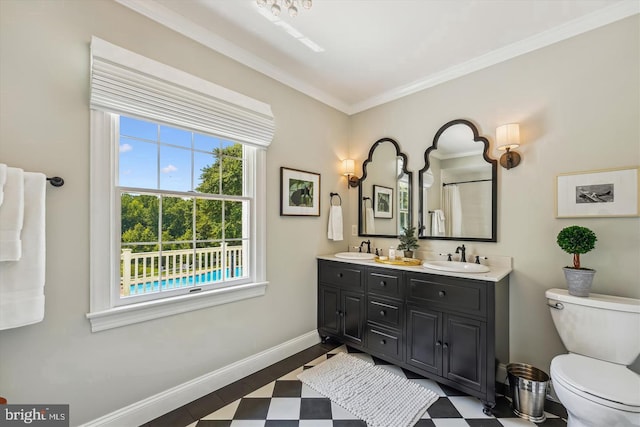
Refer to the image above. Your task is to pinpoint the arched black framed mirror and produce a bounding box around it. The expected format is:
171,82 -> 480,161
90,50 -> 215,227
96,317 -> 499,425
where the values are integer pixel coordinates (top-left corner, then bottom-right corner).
418,119 -> 497,241
358,138 -> 412,237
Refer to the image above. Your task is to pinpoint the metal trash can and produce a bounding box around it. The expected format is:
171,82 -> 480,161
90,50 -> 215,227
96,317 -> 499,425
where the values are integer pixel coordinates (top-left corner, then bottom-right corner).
507,363 -> 550,423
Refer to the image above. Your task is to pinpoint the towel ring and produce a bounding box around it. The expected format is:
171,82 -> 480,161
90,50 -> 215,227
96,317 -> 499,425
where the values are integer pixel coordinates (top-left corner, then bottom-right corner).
363,196 -> 372,207
330,192 -> 342,206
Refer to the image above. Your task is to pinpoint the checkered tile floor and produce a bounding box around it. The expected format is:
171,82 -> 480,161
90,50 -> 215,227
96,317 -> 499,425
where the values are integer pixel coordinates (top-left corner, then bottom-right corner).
182,345 -> 567,427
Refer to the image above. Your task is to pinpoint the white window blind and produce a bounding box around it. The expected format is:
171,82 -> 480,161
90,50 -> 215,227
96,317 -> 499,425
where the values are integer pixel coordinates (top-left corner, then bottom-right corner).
90,36 -> 275,148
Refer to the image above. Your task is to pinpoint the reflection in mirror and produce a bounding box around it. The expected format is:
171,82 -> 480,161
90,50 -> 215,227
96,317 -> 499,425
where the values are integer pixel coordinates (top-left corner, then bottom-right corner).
358,138 -> 412,237
419,119 -> 497,242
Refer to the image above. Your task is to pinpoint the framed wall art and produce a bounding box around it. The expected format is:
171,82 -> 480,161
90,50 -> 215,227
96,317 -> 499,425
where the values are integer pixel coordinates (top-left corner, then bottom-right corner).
373,185 -> 393,219
280,167 -> 320,216
556,166 -> 639,218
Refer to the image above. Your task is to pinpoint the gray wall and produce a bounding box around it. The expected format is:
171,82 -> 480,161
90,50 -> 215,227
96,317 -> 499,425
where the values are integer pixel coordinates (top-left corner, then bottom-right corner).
348,15 -> 640,374
0,1 -> 350,425
1,1 -> 638,424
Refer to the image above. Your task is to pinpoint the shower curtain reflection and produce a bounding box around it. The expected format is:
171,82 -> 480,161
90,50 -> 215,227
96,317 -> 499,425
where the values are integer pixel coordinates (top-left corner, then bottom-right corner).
443,184 -> 462,237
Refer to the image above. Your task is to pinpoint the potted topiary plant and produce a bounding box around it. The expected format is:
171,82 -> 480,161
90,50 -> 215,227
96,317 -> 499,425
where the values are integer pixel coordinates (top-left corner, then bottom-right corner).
398,225 -> 419,258
556,225 -> 597,297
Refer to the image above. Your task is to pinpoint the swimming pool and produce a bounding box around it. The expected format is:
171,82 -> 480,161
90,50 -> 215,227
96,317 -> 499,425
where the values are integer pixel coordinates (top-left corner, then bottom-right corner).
128,268 -> 243,295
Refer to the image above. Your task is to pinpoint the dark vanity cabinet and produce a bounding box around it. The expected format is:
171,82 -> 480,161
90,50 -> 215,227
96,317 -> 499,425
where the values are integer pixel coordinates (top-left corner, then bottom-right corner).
365,267 -> 405,363
406,272 -> 488,393
317,259 -> 509,413
318,260 -> 365,346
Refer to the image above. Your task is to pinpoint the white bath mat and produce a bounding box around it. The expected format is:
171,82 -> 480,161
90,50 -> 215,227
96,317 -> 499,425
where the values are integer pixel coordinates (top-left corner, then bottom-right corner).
297,352 -> 438,427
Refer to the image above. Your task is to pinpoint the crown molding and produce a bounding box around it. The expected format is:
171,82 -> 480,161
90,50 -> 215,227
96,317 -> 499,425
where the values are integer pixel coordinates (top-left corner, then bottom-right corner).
115,0 -> 638,116
114,0 -> 350,113
349,0 -> 640,114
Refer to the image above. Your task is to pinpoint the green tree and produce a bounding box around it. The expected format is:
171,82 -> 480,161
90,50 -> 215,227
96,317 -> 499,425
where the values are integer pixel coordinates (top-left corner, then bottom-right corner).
195,144 -> 243,242
120,142 -> 244,252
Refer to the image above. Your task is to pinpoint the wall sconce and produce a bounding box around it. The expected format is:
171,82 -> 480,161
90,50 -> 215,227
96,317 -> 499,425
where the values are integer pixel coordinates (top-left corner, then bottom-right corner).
496,123 -> 522,169
343,159 -> 359,188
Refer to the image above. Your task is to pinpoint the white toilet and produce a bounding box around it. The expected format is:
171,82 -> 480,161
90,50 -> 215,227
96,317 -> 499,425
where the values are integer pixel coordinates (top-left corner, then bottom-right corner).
546,288 -> 640,427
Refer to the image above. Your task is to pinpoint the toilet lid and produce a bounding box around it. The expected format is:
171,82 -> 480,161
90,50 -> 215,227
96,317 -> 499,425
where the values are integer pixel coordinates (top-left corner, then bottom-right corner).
552,354 -> 640,410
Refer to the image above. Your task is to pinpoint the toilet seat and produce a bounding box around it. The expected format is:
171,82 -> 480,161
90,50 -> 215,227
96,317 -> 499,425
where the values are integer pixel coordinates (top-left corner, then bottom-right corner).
551,354 -> 640,412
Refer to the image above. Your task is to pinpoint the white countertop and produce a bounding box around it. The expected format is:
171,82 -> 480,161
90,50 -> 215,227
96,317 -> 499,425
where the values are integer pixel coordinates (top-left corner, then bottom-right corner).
317,254 -> 512,282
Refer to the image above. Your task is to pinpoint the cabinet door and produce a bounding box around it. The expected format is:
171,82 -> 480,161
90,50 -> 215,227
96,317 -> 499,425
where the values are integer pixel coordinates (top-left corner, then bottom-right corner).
406,306 -> 442,375
443,314 -> 486,392
319,286 -> 340,336
342,290 -> 365,345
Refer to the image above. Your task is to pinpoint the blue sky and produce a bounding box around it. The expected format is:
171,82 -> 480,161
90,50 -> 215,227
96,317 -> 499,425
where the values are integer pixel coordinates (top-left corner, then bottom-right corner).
118,116 -> 235,192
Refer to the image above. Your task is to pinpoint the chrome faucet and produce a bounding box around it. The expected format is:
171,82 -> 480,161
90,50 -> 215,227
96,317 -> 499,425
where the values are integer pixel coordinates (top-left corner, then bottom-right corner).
455,244 -> 466,262
360,240 -> 371,254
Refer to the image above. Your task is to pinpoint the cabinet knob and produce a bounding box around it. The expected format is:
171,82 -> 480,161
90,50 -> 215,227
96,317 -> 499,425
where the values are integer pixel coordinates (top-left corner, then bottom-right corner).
379,310 -> 386,316
436,340 -> 442,347
380,339 -> 386,345
438,290 -> 446,297
338,273 -> 343,278
443,342 -> 449,350
379,281 -> 386,287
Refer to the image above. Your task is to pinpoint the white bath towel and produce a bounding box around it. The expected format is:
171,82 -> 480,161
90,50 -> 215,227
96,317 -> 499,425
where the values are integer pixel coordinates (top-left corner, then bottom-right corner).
327,205 -> 344,241
0,167 -> 25,261
432,209 -> 445,236
0,172 -> 46,330
364,207 -> 376,234
0,163 -> 7,206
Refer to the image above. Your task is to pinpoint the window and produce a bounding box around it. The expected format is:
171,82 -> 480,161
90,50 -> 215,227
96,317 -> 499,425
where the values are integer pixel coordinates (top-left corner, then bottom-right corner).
118,116 -> 251,303
87,37 -> 274,332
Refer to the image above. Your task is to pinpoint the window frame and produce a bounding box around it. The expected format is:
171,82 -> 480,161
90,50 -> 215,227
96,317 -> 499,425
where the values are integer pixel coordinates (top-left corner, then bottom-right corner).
115,116 -> 252,305
87,111 -> 268,332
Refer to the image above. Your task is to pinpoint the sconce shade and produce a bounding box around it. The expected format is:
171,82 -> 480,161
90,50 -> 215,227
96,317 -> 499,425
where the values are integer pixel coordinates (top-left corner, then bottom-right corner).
342,158 -> 359,188
496,123 -> 521,169
496,123 -> 520,150
343,159 -> 355,176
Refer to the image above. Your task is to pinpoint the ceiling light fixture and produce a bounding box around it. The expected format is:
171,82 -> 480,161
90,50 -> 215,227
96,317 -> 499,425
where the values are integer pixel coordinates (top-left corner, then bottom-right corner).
257,0 -> 312,18
255,2 -> 324,52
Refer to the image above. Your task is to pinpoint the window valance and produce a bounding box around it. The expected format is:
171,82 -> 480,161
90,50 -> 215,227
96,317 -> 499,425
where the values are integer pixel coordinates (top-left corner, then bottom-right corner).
90,37 -> 275,148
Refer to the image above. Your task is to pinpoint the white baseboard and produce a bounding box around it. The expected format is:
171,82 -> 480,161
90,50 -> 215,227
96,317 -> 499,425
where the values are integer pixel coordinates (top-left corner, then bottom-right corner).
80,330 -> 321,427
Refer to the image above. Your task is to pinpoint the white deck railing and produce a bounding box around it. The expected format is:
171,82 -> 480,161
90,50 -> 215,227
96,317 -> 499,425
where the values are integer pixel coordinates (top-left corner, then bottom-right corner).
120,245 -> 244,296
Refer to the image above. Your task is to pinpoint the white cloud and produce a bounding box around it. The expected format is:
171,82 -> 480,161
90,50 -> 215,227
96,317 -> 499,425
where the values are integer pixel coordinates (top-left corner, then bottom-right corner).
119,143 -> 133,153
162,164 -> 178,174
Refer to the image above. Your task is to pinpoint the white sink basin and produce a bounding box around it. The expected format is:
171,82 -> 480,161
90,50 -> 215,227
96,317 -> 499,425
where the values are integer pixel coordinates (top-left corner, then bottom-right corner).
423,260 -> 490,273
335,252 -> 376,260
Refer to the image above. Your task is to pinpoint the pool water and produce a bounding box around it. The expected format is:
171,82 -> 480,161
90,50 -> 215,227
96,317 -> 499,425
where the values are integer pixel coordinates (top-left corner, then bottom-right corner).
129,268 -> 243,295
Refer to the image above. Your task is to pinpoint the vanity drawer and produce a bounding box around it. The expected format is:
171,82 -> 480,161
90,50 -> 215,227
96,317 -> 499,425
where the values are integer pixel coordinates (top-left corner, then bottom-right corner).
366,268 -> 402,298
406,273 -> 487,317
366,325 -> 402,362
367,297 -> 403,328
318,261 -> 363,289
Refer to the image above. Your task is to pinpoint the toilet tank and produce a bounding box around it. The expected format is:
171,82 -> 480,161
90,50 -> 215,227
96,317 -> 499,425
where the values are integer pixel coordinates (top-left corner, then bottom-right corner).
546,288 -> 640,365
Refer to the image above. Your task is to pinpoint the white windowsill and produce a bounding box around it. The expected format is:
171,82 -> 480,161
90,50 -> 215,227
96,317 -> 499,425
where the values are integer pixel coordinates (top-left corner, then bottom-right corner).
86,281 -> 268,332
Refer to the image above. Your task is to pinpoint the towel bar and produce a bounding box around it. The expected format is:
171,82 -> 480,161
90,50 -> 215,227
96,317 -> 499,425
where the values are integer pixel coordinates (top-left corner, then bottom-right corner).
47,176 -> 64,187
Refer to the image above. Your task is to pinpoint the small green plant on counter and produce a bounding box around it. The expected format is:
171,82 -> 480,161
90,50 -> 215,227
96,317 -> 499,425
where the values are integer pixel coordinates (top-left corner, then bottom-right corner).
397,225 -> 419,252
556,225 -> 597,269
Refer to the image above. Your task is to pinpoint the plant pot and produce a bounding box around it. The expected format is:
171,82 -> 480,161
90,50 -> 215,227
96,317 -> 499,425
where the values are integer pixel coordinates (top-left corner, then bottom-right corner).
563,267 -> 596,297
403,250 -> 414,258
